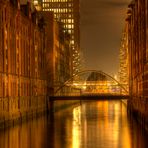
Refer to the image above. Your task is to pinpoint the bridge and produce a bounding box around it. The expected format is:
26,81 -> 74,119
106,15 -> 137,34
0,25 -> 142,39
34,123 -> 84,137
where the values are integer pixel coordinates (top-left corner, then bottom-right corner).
49,70 -> 129,101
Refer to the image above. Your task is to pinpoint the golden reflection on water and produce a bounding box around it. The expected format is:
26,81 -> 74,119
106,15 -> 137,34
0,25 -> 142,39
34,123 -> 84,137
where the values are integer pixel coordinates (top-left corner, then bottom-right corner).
0,116 -> 47,148
71,101 -> 132,148
0,100 -> 148,148
96,101 -> 131,148
72,106 -> 82,148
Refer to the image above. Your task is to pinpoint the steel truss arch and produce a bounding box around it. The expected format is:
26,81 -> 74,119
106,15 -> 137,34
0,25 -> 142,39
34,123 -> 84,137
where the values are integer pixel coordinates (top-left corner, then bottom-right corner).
54,70 -> 129,96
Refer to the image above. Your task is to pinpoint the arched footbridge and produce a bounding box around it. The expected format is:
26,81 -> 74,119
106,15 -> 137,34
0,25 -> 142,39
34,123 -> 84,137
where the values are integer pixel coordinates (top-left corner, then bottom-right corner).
50,70 -> 129,100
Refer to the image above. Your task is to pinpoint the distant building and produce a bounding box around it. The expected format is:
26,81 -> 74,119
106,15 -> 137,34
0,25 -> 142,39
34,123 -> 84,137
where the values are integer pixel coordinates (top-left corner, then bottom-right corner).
87,72 -> 107,81
34,0 -> 80,75
119,24 -> 129,92
39,12 -> 72,96
86,72 -> 107,94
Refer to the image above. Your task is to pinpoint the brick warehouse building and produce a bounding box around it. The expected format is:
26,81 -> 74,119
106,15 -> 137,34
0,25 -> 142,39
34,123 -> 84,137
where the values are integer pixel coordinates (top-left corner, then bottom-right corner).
127,0 -> 148,130
0,0 -> 72,126
0,0 -> 50,125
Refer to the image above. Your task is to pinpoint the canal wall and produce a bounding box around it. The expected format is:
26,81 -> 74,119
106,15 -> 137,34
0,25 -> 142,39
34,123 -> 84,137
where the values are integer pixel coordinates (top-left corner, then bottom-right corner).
0,96 -> 48,129
127,98 -> 148,131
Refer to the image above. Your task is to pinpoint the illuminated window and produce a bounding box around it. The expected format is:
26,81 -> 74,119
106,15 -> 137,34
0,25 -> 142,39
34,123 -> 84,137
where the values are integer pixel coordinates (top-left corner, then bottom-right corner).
68,19 -> 71,23
34,0 -> 38,5
71,40 -> 74,45
68,25 -> 72,29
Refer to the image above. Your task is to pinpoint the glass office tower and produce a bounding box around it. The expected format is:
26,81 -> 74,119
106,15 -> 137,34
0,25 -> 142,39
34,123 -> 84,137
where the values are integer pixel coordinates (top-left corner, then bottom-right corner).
33,0 -> 80,75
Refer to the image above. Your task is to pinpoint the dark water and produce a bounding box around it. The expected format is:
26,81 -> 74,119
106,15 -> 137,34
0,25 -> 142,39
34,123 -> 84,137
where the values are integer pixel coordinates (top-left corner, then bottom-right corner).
0,100 -> 148,148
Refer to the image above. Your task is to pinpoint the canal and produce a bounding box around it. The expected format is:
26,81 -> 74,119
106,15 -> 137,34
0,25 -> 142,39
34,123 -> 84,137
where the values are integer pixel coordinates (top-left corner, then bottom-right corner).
0,100 -> 148,148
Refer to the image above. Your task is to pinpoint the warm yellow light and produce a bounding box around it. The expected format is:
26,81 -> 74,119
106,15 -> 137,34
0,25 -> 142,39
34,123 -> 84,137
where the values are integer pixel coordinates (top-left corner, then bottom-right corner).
73,83 -> 78,86
34,1 -> 38,5
72,106 -> 81,148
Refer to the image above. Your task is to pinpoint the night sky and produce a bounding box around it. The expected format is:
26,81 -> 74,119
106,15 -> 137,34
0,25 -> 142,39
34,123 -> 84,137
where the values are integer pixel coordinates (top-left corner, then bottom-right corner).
80,0 -> 131,76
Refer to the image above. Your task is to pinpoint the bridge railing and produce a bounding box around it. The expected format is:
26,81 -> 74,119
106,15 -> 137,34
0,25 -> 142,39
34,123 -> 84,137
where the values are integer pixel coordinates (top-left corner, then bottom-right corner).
53,70 -> 129,97
53,84 -> 128,97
